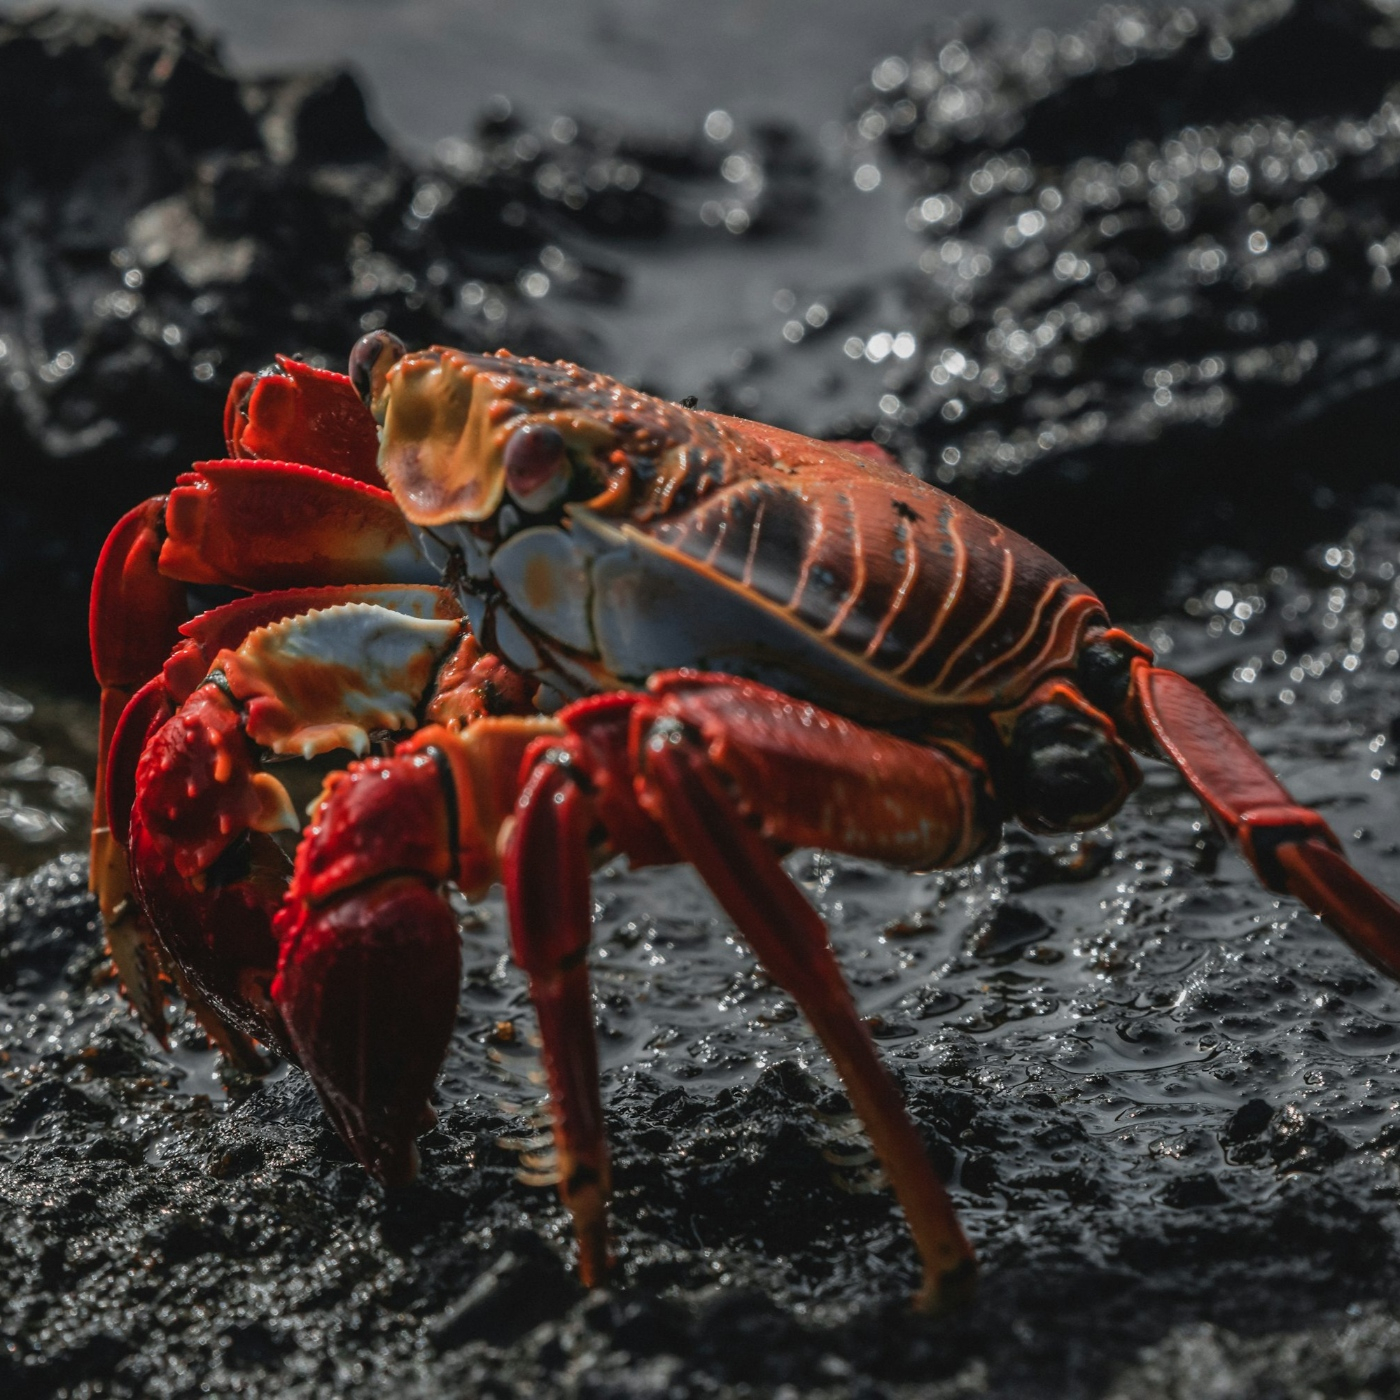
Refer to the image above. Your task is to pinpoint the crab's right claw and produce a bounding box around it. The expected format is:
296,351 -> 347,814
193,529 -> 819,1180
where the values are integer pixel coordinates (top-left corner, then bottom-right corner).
1130,661 -> 1400,979
272,751 -> 464,1188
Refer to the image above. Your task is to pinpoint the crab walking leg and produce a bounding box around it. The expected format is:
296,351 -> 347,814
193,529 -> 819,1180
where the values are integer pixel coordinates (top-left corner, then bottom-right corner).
1130,661 -> 1400,978
629,676 -> 991,1312
501,756 -> 612,1285
643,749 -> 976,1311
495,698 -> 680,1282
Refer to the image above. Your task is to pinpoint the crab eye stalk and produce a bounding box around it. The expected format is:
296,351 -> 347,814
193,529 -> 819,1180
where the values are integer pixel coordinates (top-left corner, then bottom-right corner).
503,421 -> 570,513
348,330 -> 407,419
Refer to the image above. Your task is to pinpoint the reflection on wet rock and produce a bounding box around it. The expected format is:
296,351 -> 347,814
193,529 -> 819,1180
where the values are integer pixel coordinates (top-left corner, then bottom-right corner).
830,0 -> 1400,607
0,683 -> 94,878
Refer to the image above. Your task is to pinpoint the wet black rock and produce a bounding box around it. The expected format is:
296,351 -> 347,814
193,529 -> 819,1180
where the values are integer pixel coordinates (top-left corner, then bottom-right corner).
828,0 -> 1400,610
0,680 -> 93,881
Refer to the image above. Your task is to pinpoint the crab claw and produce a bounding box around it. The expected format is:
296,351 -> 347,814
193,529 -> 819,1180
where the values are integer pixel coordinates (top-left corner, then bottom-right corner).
128,683 -> 299,1046
226,356 -> 382,485
273,876 -> 460,1185
273,751 -> 463,1186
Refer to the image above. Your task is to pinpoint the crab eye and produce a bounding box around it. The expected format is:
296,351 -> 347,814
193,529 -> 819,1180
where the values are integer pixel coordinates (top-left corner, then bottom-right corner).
348,330 -> 407,412
503,422 -> 569,512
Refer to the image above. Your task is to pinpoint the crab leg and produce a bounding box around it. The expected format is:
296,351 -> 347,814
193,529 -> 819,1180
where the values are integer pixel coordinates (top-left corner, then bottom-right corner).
624,674 -> 988,1312
88,500 -> 192,1036
500,676 -> 992,1307
1129,660 -> 1400,978
501,751 -> 613,1283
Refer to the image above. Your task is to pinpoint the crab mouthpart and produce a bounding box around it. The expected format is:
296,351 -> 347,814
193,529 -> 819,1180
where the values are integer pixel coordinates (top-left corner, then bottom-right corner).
376,347 -> 510,527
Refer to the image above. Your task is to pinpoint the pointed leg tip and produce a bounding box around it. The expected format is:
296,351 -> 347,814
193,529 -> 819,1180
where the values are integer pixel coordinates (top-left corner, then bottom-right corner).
913,1257 -> 978,1315
558,1169 -> 611,1288
369,1138 -> 421,1190
573,1223 -> 612,1290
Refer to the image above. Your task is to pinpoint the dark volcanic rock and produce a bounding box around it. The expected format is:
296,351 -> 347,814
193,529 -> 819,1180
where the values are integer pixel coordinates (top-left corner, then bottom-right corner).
818,0 -> 1400,611
3,501 -> 1400,1395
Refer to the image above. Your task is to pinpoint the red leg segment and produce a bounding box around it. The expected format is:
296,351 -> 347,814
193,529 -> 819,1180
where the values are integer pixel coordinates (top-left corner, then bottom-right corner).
89,499 -> 191,974
641,672 -> 996,870
624,676 -> 983,1311
502,752 -> 612,1285
1130,660 -> 1400,978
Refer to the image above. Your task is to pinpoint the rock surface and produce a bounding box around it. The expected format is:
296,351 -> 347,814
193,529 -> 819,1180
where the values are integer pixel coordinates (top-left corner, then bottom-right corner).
4,504 -> 1400,1397
4,2 -> 1400,1397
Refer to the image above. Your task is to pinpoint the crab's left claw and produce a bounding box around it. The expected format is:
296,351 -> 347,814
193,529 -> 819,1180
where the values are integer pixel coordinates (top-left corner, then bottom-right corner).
1128,659 -> 1400,978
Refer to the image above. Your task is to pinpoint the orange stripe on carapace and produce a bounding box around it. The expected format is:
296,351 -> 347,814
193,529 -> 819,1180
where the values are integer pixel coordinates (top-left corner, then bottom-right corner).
638,438 -> 1100,709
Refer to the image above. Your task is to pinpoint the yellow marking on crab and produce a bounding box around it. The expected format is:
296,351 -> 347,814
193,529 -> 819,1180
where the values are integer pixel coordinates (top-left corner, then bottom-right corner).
248,772 -> 300,833
216,603 -> 462,759
377,348 -> 507,525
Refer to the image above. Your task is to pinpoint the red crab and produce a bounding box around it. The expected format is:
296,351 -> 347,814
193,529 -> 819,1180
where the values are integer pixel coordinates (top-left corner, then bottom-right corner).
90,332 -> 1400,1310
